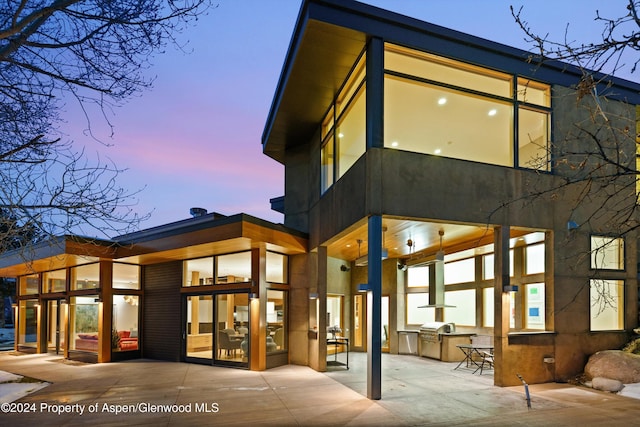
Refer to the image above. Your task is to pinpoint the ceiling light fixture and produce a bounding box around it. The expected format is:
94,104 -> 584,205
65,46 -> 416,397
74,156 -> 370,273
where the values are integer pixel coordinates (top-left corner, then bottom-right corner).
488,109 -> 497,116
438,97 -> 447,105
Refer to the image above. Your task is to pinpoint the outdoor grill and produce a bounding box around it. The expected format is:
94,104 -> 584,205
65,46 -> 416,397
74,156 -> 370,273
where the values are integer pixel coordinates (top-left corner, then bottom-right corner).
418,321 -> 455,360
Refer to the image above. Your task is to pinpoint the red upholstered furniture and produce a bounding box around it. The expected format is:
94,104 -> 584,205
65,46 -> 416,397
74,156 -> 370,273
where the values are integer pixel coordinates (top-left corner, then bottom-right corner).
75,333 -> 99,351
117,330 -> 138,351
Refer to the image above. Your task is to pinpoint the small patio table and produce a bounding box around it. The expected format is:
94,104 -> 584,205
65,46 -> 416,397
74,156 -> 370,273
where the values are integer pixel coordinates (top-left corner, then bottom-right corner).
454,344 -> 494,371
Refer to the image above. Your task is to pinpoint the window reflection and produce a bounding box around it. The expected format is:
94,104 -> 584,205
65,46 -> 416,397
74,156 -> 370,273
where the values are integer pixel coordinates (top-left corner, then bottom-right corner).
71,264 -> 99,290
19,274 -> 39,295
267,290 -> 286,353
112,295 -> 139,352
113,264 -> 140,290
43,269 -> 66,293
184,257 -> 214,286
70,296 -> 99,352
385,75 -> 513,166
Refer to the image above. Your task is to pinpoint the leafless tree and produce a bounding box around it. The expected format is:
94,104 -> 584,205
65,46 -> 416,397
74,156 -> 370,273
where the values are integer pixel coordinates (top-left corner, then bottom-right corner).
0,0 -> 212,251
509,2 -> 639,319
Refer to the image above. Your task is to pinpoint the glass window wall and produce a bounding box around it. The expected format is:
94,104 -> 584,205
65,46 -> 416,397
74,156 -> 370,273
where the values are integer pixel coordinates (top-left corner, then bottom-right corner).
384,43 -> 551,172
385,75 -> 513,166
405,229 -> 548,332
112,295 -> 139,352
385,45 -> 512,97
406,292 -> 433,325
483,287 -> 494,327
216,252 -> 251,284
19,274 -> 39,295
320,51 -> 366,193
70,296 -> 99,352
71,264 -> 100,290
184,257 -> 214,286
186,295 -> 214,358
590,279 -> 624,331
113,264 -> 140,290
267,290 -> 286,353
215,293 -> 249,365
444,258 -> 475,285
407,265 -> 429,287
590,236 -> 624,270
444,289 -> 476,326
266,252 -> 288,284
43,269 -> 66,293
518,107 -> 550,170
336,87 -> 366,178
18,299 -> 38,347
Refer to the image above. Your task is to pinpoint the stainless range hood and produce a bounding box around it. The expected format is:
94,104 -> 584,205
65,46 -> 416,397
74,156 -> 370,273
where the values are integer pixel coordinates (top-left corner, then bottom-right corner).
419,232 -> 456,310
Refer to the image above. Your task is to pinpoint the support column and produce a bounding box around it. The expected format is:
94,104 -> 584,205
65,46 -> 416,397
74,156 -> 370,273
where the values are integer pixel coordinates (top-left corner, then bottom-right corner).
250,245 -> 267,370
366,37 -> 384,150
367,215 -> 382,400
99,261 -> 113,363
494,225 -> 511,386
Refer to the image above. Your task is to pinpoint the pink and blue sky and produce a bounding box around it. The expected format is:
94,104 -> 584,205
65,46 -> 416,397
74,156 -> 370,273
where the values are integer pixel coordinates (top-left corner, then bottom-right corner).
62,0 -> 633,230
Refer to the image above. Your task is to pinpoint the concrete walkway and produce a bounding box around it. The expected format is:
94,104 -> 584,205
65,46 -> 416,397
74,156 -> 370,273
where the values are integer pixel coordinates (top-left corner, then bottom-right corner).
0,351 -> 639,426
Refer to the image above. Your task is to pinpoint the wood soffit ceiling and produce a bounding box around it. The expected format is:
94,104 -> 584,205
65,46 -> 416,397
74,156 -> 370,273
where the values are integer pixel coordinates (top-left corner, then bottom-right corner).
325,218 -> 499,262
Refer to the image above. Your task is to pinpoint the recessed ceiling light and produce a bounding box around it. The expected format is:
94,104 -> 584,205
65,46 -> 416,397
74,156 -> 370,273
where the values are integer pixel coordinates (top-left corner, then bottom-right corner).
338,133 -> 344,138
391,141 -> 399,147
438,97 -> 447,105
488,109 -> 497,116
434,148 -> 442,155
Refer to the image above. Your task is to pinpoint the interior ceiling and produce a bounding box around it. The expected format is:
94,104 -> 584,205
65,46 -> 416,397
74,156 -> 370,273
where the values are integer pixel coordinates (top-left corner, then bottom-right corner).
326,218 -> 496,262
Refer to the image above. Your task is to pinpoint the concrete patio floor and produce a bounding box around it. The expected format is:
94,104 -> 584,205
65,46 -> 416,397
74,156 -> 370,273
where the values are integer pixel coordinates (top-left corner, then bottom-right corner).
0,350 -> 639,426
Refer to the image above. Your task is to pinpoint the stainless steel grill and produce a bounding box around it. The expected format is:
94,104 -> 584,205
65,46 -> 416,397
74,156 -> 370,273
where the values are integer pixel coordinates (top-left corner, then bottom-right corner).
418,321 -> 455,360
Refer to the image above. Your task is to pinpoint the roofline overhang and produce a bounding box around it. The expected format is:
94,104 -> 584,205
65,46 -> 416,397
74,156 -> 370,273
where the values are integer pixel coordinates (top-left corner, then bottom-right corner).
0,235 -> 117,277
0,213 -> 309,277
262,0 -> 640,164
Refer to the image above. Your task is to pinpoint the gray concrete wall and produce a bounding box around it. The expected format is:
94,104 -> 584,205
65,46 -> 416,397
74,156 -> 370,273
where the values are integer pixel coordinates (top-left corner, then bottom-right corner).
280,79 -> 639,385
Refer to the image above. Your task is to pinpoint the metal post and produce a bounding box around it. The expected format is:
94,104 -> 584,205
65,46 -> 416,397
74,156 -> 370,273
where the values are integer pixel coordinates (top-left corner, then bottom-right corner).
367,215 -> 382,400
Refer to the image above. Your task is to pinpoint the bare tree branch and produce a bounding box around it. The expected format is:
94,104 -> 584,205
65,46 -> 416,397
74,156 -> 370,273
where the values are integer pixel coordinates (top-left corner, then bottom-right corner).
0,0 -> 213,254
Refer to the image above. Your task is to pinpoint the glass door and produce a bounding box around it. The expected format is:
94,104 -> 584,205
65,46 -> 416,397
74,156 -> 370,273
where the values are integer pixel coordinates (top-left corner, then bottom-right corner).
353,294 -> 364,349
45,300 -> 65,354
184,293 -> 249,368
184,295 -> 214,362
382,295 -> 390,352
214,293 -> 249,367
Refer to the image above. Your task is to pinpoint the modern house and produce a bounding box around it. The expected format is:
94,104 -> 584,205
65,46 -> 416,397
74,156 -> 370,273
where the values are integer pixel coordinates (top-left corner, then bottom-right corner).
2,0 -> 639,400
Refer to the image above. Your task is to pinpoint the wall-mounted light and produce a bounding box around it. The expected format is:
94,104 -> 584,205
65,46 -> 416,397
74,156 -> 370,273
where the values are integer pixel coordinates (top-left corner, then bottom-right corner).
340,264 -> 350,272
60,299 -> 68,305
249,293 -> 259,300
94,297 -> 103,303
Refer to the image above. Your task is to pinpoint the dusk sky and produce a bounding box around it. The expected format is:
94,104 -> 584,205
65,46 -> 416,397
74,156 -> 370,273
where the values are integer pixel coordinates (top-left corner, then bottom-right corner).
62,0 -> 634,231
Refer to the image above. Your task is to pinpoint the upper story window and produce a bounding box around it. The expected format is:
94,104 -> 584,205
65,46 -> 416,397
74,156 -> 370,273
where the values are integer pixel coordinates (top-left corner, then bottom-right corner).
384,43 -> 551,172
43,269 -> 66,293
321,53 -> 366,194
266,251 -> 288,284
113,263 -> 140,290
19,274 -> 39,296
71,264 -> 100,290
590,236 -> 624,270
183,252 -> 253,287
